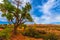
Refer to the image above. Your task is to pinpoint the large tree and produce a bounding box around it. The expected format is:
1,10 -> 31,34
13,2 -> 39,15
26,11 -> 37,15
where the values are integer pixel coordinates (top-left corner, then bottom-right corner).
0,0 -> 33,34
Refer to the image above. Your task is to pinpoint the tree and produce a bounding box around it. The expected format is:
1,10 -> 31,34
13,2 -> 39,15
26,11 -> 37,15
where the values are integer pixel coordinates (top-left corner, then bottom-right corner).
0,0 -> 33,34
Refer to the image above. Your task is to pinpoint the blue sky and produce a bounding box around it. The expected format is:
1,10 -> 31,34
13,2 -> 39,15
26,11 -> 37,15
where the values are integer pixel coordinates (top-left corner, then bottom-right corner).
0,0 -> 60,24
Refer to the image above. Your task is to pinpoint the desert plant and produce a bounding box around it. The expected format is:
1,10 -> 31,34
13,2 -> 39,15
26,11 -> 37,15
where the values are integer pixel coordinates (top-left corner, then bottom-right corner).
37,30 -> 46,34
0,27 -> 12,40
44,33 -> 58,40
0,0 -> 33,34
22,27 -> 47,38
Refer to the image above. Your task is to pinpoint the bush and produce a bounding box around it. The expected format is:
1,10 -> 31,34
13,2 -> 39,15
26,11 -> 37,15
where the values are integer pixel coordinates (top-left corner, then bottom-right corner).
22,27 -> 46,38
22,31 -> 41,38
37,30 -> 46,34
0,27 -> 12,40
19,24 -> 27,29
44,33 -> 58,40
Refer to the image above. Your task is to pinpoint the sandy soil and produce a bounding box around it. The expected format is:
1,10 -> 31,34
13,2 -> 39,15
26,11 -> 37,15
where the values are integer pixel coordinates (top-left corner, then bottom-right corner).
10,34 -> 43,40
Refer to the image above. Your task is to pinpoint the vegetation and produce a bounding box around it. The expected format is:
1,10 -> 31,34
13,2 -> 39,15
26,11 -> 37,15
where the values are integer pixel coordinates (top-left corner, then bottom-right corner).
0,0 -> 33,34
22,27 -> 38,37
0,0 -> 60,40
0,27 -> 12,40
0,24 -> 60,40
21,26 -> 60,40
46,33 -> 58,40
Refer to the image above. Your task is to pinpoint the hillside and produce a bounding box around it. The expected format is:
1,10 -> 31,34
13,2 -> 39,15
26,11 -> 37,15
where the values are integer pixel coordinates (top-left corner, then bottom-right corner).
0,24 -> 60,40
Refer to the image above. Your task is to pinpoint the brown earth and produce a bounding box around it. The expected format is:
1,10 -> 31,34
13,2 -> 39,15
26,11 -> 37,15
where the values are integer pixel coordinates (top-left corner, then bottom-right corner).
10,34 -> 43,40
0,28 -> 3,31
0,24 -> 60,40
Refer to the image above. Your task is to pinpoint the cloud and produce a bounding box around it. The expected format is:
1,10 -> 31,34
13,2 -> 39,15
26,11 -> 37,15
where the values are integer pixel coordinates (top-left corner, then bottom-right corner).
32,0 -> 60,24
0,0 -> 3,3
0,12 -> 8,22
0,0 -> 60,24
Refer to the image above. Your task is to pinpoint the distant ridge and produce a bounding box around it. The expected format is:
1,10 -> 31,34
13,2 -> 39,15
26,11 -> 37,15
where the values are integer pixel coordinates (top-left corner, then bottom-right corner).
27,24 -> 60,27
51,22 -> 60,25
0,21 -> 60,25
0,21 -> 8,24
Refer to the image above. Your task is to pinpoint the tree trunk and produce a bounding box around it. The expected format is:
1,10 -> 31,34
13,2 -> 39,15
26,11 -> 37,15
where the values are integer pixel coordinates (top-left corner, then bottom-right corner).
14,24 -> 18,35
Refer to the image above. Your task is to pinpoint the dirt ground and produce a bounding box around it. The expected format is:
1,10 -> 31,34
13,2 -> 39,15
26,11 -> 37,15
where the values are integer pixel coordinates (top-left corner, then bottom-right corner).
0,28 -> 3,31
0,25 -> 60,40
10,34 -> 43,40
10,27 -> 60,40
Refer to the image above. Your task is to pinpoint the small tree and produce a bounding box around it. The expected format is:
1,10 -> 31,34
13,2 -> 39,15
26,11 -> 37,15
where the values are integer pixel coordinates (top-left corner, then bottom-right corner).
0,0 -> 33,34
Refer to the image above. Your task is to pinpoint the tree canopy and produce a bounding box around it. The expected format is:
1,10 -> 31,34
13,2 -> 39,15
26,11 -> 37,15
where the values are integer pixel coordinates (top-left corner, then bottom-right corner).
0,0 -> 33,24
0,0 -> 33,34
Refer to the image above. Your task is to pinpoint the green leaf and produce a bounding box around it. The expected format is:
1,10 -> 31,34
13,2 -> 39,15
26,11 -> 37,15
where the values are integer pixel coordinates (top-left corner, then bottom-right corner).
0,0 -> 33,24
25,13 -> 33,22
6,13 -> 14,21
2,13 -> 6,17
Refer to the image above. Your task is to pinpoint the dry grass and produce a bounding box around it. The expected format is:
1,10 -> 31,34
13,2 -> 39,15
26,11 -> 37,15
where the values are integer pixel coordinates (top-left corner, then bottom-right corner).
0,24 -> 60,40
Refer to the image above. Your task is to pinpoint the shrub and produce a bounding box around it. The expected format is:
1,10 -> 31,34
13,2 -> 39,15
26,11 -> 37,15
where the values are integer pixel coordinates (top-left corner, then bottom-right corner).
0,27 -> 12,40
19,24 -> 27,29
37,30 -> 46,34
22,27 -> 47,38
44,33 -> 58,40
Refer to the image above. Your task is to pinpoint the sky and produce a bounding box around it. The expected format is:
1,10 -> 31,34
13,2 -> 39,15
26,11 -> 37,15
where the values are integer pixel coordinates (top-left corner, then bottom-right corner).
0,0 -> 60,24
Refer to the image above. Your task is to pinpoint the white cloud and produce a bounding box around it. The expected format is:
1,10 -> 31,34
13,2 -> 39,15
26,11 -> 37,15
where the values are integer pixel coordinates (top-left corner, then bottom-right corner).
33,0 -> 60,24
0,0 -> 9,22
0,0 -> 3,3
0,12 -> 7,22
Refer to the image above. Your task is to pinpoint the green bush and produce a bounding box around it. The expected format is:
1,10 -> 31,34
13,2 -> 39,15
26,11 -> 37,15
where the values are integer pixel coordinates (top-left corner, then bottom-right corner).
22,27 -> 46,38
0,24 -> 8,29
0,27 -> 12,40
44,33 -> 58,40
22,31 -> 41,38
37,30 -> 46,34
